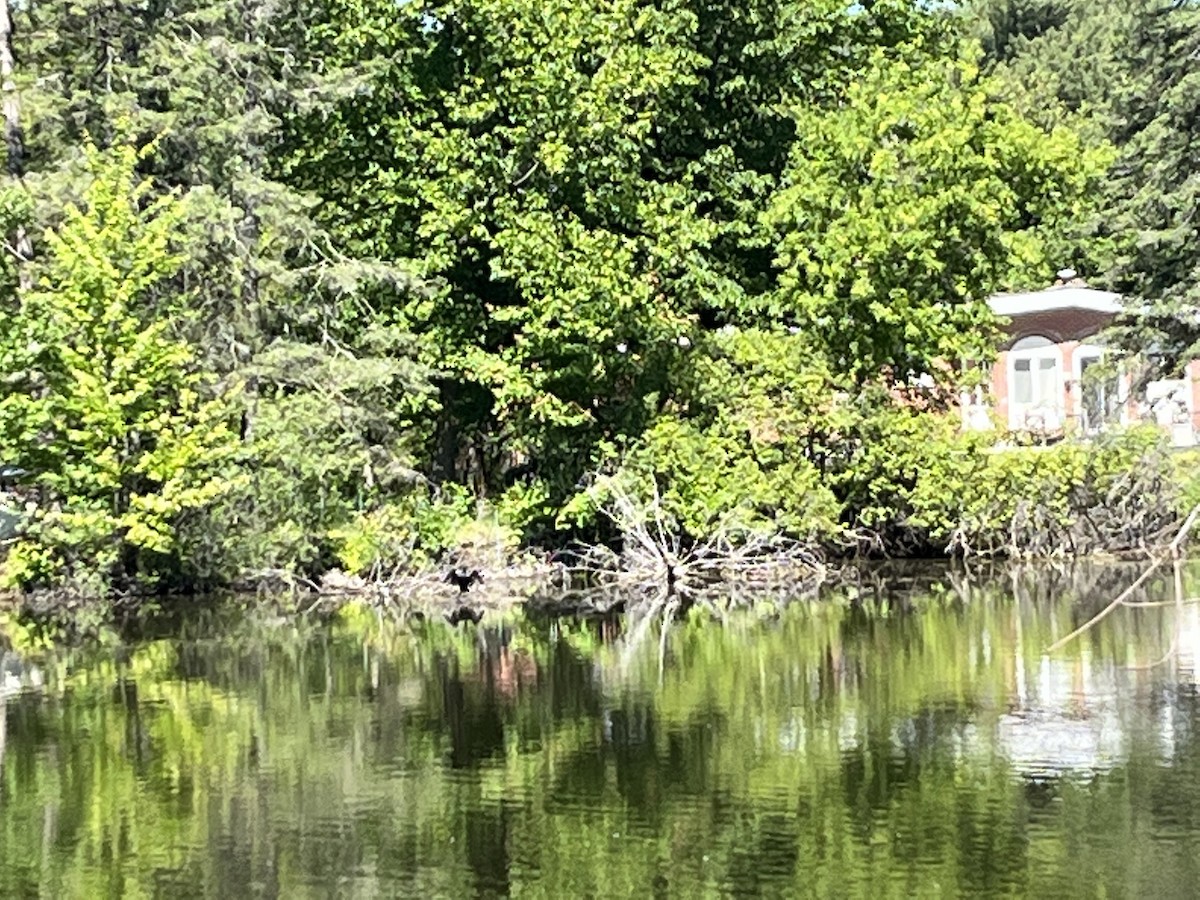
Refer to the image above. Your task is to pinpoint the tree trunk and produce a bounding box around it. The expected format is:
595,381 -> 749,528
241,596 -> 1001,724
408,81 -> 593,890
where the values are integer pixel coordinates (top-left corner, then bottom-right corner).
0,0 -> 30,288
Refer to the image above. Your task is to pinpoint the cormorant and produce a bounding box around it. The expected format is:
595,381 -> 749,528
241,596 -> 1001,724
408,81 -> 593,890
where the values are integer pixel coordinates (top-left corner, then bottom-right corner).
445,567 -> 484,593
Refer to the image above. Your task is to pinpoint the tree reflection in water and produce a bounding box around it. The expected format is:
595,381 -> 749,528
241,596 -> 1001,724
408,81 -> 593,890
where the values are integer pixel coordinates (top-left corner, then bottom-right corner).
1,562 -> 1200,897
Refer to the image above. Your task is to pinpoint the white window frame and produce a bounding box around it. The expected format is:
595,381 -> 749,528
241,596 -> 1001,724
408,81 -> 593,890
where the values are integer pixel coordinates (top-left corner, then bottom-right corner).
1007,337 -> 1062,431
1075,343 -> 1114,433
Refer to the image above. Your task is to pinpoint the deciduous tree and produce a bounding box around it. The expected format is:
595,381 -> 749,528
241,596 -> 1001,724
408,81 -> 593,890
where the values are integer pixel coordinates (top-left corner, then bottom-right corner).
0,143 -> 239,591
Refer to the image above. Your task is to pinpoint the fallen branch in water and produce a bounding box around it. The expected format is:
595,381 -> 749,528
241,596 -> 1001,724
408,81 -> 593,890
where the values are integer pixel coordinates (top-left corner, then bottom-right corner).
1046,503 -> 1200,654
567,477 -> 829,632
1128,560 -> 1187,671
237,554 -> 569,626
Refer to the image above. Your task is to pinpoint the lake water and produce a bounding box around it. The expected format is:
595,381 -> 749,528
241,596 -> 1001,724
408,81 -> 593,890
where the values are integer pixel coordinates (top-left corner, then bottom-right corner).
3,562 -> 1200,898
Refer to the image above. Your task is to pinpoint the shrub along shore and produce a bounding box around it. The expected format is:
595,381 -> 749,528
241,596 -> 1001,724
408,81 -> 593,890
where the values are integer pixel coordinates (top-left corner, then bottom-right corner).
4,413 -> 1198,633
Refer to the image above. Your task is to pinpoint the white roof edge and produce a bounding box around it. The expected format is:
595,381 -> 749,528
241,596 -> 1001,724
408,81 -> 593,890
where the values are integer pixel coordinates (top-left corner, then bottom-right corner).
988,285 -> 1123,317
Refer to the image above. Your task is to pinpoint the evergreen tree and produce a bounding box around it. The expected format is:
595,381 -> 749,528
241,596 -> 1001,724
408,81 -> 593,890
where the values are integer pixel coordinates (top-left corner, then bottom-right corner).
963,0 -> 1200,373
1101,2 -> 1200,371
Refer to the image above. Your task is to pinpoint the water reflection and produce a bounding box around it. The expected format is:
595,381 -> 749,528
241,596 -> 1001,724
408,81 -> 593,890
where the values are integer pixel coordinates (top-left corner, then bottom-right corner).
2,563 -> 1200,897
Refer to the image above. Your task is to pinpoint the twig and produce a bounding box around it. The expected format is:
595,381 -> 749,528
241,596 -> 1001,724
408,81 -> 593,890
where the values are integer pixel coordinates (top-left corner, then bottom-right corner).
1171,504 -> 1200,555
1121,596 -> 1200,608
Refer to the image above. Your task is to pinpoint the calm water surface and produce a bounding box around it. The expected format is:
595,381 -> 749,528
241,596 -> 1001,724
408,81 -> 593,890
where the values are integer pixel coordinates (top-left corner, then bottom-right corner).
4,563 -> 1200,898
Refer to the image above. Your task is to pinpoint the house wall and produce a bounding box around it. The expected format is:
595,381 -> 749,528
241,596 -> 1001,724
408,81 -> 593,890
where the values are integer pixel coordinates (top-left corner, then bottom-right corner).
974,308 -> 1200,442
989,308 -> 1118,433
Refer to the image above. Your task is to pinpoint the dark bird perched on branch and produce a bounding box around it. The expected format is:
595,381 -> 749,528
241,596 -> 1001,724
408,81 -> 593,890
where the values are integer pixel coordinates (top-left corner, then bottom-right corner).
445,567 -> 484,593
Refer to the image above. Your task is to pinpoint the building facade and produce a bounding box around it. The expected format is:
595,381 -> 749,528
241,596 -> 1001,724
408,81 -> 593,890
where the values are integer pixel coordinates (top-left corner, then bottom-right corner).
961,278 -> 1200,445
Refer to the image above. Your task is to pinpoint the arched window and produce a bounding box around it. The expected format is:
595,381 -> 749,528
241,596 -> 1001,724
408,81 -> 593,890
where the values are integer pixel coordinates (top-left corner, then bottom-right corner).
1011,335 -> 1055,351
1008,335 -> 1061,429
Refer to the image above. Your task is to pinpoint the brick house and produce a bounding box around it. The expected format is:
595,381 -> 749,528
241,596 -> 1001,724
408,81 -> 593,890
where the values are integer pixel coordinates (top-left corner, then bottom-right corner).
960,274 -> 1200,445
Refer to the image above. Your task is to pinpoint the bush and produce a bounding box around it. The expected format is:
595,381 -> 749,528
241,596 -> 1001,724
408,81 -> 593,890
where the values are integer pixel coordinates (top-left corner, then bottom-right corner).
570,415 -> 843,542
909,425 -> 1188,557
561,329 -> 845,544
328,486 -> 474,576
566,322 -> 1195,561
820,386 -> 968,553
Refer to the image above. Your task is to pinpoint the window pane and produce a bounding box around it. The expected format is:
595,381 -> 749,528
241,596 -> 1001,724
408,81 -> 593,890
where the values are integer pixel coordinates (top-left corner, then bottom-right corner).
1080,355 -> 1117,427
1037,360 -> 1057,403
1012,335 -> 1054,351
1014,358 -> 1032,404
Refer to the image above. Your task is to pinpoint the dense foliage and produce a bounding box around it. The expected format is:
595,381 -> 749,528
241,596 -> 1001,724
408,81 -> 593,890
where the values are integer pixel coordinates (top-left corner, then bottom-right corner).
0,0 -> 1190,597
961,0 -> 1200,374
0,145 -> 238,592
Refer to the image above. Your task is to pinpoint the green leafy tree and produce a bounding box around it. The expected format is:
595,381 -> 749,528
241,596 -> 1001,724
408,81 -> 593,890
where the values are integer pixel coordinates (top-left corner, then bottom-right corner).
287,0 -> 714,501
284,0 -> 968,504
764,47 -> 1109,383
0,143 -> 238,592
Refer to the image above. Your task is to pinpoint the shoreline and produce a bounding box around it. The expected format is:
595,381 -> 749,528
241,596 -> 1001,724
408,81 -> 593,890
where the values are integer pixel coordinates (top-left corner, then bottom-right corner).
3,550 -> 1192,647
